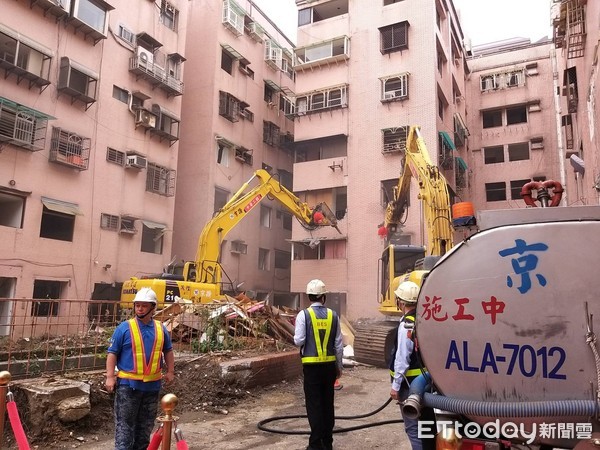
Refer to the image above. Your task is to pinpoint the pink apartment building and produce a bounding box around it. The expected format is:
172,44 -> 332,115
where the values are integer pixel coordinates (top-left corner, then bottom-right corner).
289,0 -> 469,319
0,0 -> 186,324
174,0 -> 299,306
552,0 -> 600,206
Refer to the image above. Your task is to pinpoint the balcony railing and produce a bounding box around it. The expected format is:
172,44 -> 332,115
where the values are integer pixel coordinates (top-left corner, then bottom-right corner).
129,56 -> 184,96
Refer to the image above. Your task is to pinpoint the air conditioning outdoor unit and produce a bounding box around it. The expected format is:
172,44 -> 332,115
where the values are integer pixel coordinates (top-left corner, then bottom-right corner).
137,47 -> 154,65
135,109 -> 157,128
126,155 -> 148,170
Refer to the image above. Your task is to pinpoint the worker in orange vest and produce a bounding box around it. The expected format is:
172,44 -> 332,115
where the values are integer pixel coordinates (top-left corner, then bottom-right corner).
105,288 -> 175,450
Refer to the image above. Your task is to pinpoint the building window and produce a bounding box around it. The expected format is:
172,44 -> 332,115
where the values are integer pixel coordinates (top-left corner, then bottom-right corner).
0,27 -> 52,84
120,217 -> 137,234
0,190 -> 26,229
217,142 -> 230,166
485,182 -> 507,202
482,109 -> 502,128
382,127 -> 408,153
508,142 -> 530,161
484,146 -> 504,164
112,86 -> 128,103
146,163 -> 176,196
510,179 -> 531,200
219,91 -> 240,122
214,187 -> 230,213
264,83 -> 276,103
160,0 -> 178,31
564,67 -> 578,112
0,98 -> 50,152
49,127 -> 90,170
438,94 -> 445,120
258,248 -> 270,271
100,213 -> 119,230
32,280 -> 61,317
106,147 -> 125,166
221,48 -> 234,74
118,25 -> 134,44
260,205 -> 271,228
274,250 -> 291,269
506,106 -> 527,125
58,57 -> 98,107
263,121 -> 280,146
381,178 -> 400,207
281,211 -> 292,230
239,60 -> 254,79
380,21 -> 409,54
381,73 -> 409,101
72,0 -> 109,35
294,85 -> 348,115
40,199 -> 78,242
141,222 -> 165,254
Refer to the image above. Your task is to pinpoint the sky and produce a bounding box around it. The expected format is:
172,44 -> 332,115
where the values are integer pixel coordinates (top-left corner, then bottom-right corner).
251,0 -> 552,47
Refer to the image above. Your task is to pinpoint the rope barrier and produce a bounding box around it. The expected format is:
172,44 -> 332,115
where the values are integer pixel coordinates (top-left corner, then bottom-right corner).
147,425 -> 163,450
6,393 -> 30,450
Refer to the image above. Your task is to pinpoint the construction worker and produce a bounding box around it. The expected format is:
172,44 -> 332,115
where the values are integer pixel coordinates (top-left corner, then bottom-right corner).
389,280 -> 434,450
294,279 -> 343,450
105,287 -> 175,450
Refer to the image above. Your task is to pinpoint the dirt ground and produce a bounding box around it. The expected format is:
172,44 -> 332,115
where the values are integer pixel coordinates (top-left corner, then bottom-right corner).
4,357 -> 411,449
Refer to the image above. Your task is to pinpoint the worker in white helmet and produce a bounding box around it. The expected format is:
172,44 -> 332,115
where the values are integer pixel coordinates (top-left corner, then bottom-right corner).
294,279 -> 343,450
389,281 -> 433,450
105,287 -> 175,450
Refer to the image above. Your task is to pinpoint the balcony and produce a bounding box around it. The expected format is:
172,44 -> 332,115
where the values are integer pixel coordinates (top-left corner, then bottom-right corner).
129,51 -> 184,97
294,36 -> 350,71
49,127 -> 90,171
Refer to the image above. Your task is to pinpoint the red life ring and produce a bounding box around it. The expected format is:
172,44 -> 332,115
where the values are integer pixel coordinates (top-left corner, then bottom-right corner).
520,180 -> 563,207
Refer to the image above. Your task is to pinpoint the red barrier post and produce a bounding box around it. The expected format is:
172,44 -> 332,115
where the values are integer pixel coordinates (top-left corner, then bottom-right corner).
0,371 -> 11,449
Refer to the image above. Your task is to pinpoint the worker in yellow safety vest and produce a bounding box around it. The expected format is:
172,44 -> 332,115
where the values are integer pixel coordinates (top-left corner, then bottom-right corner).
294,279 -> 343,450
105,287 -> 175,450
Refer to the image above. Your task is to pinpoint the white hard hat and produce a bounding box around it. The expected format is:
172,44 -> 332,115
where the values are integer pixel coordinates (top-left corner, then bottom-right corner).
394,281 -> 419,304
133,287 -> 158,305
306,279 -> 327,296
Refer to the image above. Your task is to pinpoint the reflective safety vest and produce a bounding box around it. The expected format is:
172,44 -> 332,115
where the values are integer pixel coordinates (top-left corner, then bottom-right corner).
389,313 -> 426,381
301,306 -> 338,364
117,318 -> 165,382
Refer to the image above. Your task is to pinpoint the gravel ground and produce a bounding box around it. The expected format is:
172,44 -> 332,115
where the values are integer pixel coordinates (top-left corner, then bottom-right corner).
70,365 -> 411,450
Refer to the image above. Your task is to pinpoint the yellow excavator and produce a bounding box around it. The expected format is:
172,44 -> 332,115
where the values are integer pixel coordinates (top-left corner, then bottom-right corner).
121,169 -> 339,308
354,126 -> 455,366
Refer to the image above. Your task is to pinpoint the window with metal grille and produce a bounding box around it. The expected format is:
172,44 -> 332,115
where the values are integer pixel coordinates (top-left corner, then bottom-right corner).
160,1 -> 178,31
381,73 -> 409,101
485,182 -> 507,202
219,91 -> 240,122
263,121 -> 280,146
100,213 -> 119,230
0,99 -> 49,151
106,147 -> 125,166
380,21 -> 409,54
382,126 -> 408,153
50,127 -> 90,169
146,163 -> 176,196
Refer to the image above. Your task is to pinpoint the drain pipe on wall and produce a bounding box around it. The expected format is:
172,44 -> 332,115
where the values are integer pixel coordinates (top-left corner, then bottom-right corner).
551,47 -> 568,205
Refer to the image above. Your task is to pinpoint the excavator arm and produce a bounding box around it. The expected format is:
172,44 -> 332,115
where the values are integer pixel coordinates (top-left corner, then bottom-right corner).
384,126 -> 453,257
191,169 -> 338,285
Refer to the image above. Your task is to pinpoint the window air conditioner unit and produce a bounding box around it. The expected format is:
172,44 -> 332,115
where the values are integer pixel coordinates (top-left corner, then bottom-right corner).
135,109 -> 157,128
384,91 -> 399,100
137,47 -> 154,65
126,155 -> 148,170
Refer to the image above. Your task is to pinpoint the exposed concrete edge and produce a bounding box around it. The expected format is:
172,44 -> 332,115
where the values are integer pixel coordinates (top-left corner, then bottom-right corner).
219,351 -> 302,388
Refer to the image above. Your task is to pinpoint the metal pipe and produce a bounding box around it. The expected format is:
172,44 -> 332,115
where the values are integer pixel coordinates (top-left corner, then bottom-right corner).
551,47 -> 567,205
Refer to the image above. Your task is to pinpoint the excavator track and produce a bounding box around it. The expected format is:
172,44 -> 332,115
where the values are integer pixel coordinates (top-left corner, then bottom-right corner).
353,321 -> 399,368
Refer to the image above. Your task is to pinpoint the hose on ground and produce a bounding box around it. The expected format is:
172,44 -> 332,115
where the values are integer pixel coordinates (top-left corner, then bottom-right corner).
257,397 -> 403,435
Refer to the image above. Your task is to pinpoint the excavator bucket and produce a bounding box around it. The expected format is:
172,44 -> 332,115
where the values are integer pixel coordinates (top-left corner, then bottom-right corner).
315,202 -> 341,233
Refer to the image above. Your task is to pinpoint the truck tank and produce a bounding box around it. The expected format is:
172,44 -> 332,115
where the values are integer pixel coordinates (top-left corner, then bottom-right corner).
416,205 -> 600,448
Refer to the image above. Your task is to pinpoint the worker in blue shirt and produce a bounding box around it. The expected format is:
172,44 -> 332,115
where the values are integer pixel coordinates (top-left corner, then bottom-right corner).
106,288 -> 175,450
294,279 -> 343,450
